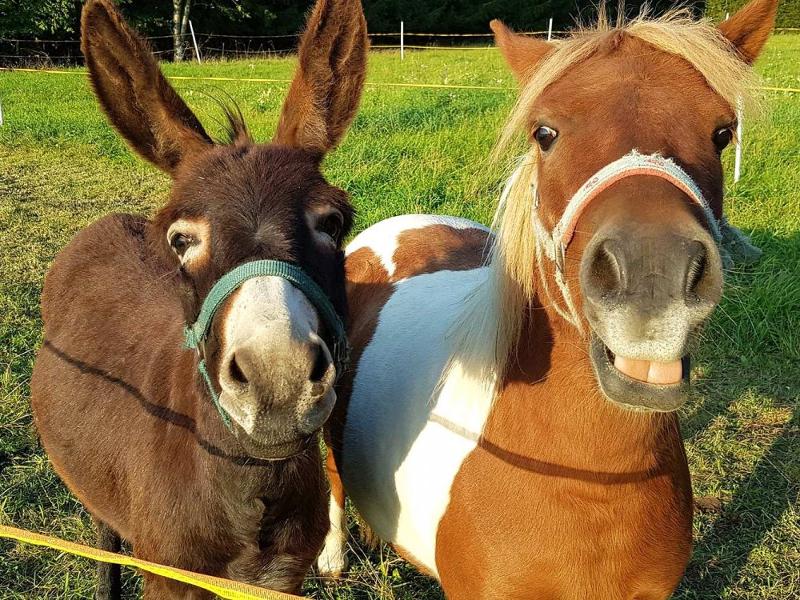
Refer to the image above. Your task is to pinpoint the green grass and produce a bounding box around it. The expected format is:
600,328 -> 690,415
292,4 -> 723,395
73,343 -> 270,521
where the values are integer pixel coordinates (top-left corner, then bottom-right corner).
1,35 -> 799,599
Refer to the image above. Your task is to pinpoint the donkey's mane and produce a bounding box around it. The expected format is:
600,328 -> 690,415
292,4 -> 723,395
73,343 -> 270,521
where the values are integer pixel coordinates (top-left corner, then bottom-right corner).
442,7 -> 760,399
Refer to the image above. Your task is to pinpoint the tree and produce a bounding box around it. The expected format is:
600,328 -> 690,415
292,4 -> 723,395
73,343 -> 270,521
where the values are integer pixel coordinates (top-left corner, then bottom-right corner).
172,0 -> 192,61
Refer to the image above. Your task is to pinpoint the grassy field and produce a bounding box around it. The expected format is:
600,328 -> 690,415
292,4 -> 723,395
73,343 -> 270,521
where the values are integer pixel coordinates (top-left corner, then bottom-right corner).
1,33 -> 799,600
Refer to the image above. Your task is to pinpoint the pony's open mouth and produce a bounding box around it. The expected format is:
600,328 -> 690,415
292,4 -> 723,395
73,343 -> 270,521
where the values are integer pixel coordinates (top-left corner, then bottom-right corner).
589,334 -> 691,412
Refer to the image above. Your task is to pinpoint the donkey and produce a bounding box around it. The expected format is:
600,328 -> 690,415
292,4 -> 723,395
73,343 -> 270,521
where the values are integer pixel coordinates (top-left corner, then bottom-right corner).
29,0 -> 366,597
318,1 -> 778,598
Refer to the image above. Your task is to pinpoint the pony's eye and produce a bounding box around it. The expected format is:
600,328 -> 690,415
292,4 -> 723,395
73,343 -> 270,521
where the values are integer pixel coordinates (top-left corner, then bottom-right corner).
534,126 -> 559,151
713,126 -> 734,152
170,233 -> 193,257
317,214 -> 343,244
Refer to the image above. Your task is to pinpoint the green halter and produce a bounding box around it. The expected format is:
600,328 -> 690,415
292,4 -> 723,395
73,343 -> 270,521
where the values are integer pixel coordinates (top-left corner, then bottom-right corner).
183,260 -> 350,428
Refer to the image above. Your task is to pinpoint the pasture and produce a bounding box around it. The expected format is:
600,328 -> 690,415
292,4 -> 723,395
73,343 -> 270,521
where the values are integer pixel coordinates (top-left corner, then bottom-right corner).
1,34 -> 799,599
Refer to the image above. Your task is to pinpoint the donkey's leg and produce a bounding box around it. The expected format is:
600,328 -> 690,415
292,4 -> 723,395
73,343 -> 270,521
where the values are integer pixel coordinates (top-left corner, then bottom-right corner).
94,518 -> 121,600
141,573 -> 213,600
317,447 -> 348,579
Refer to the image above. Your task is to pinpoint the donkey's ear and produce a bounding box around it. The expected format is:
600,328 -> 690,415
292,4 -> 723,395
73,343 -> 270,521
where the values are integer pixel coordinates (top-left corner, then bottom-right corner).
273,0 -> 368,154
491,19 -> 553,84
81,0 -> 212,174
719,0 -> 778,64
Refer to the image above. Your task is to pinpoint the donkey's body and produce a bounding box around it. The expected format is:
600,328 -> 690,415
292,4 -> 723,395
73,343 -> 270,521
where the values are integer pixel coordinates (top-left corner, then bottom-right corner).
321,2 -> 778,598
31,0 -> 367,597
34,215 -> 329,592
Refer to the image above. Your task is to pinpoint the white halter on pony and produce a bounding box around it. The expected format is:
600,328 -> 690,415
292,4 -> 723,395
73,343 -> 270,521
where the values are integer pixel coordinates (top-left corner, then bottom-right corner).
530,150 -> 723,330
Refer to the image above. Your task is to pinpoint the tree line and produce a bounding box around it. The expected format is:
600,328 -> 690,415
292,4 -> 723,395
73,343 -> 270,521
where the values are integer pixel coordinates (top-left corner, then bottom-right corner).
1,0 -> 797,59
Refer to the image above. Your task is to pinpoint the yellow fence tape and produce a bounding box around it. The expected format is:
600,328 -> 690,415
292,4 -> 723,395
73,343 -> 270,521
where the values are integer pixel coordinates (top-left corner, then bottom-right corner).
2,66 -> 799,94
0,524 -> 305,600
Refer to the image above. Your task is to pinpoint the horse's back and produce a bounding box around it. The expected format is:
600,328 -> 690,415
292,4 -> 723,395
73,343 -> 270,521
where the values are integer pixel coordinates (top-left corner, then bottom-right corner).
337,214 -> 493,575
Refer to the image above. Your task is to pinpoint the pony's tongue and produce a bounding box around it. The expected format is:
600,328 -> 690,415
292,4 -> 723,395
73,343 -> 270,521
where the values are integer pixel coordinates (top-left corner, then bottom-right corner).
613,355 -> 682,385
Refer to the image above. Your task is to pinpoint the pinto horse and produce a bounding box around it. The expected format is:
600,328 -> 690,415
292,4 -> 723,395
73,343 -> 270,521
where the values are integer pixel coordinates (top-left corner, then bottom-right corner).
30,0 -> 366,597
319,1 -> 778,598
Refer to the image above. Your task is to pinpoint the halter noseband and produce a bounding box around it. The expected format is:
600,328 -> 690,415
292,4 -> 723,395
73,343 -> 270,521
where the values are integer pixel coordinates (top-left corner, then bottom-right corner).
531,150 -> 722,329
183,260 -> 350,429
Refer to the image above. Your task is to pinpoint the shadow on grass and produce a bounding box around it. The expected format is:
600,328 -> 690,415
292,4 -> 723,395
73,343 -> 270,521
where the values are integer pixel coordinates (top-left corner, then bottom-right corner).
676,228 -> 800,599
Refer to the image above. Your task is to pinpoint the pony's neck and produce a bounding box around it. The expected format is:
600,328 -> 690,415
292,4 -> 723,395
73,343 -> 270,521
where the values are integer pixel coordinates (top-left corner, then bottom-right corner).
493,296 -> 675,474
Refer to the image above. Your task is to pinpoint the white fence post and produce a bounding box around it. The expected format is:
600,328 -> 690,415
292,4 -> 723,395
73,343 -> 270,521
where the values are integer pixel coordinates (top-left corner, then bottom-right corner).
189,20 -> 202,64
734,98 -> 743,183
400,21 -> 405,60
0,99 -> 4,127
547,17 -> 553,41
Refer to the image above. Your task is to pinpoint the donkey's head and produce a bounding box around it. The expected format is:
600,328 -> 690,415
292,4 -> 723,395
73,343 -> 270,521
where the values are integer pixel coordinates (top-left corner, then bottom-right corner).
81,0 -> 367,457
492,0 -> 777,411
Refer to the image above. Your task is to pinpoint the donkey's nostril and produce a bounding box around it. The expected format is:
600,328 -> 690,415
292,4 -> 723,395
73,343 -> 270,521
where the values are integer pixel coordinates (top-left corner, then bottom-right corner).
685,241 -> 708,297
228,353 -> 249,386
309,342 -> 331,383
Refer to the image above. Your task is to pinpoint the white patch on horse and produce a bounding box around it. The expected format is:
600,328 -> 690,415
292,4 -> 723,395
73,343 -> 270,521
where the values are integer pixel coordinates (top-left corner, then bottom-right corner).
345,214 -> 490,278
341,266 -> 495,577
219,276 -> 321,434
317,493 -> 348,577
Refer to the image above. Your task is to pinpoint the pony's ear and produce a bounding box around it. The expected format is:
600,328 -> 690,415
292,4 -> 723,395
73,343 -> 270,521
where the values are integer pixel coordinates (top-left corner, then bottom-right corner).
718,0 -> 778,64
81,0 -> 212,174
491,19 -> 553,84
273,0 -> 368,155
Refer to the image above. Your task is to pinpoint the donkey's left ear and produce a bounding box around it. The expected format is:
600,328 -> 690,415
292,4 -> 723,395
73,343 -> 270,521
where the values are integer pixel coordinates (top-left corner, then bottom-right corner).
273,0 -> 368,155
719,0 -> 779,64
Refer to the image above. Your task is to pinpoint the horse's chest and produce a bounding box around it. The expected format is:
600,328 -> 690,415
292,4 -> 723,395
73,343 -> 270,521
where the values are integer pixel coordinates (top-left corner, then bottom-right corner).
341,268 -> 495,577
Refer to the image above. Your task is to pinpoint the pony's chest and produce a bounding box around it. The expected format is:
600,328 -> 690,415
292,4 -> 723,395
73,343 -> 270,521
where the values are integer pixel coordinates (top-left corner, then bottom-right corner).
341,267 -> 496,576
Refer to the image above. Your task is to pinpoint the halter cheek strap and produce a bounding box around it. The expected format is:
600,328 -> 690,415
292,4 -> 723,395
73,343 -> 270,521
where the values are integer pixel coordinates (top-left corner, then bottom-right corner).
183,260 -> 350,429
532,150 -> 722,329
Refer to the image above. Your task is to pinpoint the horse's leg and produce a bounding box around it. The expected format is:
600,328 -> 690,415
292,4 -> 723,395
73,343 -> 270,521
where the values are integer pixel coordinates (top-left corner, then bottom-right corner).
94,518 -> 121,600
316,447 -> 348,579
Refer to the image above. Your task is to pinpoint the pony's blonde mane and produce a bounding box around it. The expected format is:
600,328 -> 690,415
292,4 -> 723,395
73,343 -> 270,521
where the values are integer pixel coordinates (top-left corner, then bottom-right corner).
443,7 -> 760,397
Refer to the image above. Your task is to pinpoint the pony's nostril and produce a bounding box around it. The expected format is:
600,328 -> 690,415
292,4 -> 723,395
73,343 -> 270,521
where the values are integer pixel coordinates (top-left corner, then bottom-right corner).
228,353 -> 249,386
685,241 -> 708,297
309,342 -> 331,383
589,239 -> 623,297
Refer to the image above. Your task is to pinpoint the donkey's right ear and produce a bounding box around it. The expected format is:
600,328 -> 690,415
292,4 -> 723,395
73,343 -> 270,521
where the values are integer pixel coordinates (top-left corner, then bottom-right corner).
81,0 -> 212,174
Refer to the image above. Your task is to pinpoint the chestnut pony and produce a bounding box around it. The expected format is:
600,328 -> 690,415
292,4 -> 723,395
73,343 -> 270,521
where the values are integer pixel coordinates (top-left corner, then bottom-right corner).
319,1 -> 778,598
30,0 -> 366,597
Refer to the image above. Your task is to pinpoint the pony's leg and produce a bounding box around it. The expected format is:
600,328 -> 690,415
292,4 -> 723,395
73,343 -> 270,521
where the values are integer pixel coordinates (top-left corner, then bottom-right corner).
94,518 -> 121,600
316,447 -> 348,579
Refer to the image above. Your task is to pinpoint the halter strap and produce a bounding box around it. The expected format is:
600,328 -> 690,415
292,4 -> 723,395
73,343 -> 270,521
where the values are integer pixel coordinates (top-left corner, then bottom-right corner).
532,150 -> 722,329
184,259 -> 350,428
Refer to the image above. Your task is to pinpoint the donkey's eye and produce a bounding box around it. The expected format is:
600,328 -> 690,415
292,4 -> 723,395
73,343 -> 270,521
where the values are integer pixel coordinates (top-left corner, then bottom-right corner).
534,126 -> 559,152
713,126 -> 734,152
317,214 -> 343,244
170,233 -> 193,257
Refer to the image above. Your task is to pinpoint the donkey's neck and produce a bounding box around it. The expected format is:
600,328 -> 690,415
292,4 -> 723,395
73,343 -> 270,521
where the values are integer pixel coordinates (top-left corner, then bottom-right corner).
489,296 -> 677,475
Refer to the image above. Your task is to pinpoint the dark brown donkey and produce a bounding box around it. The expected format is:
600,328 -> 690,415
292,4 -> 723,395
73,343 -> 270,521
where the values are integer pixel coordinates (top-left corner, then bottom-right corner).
29,0 -> 366,597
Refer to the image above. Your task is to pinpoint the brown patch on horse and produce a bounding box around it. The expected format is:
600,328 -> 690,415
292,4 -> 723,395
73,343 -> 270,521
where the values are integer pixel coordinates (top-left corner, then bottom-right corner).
391,225 -> 490,281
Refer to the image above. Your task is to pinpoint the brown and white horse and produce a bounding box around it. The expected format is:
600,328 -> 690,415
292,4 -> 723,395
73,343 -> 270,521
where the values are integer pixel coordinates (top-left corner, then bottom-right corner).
320,1 -> 778,598
30,0 -> 366,597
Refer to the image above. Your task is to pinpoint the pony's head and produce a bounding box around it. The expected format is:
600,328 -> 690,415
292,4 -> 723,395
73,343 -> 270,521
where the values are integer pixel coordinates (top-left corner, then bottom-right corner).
81,0 -> 367,457
490,0 -> 777,411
